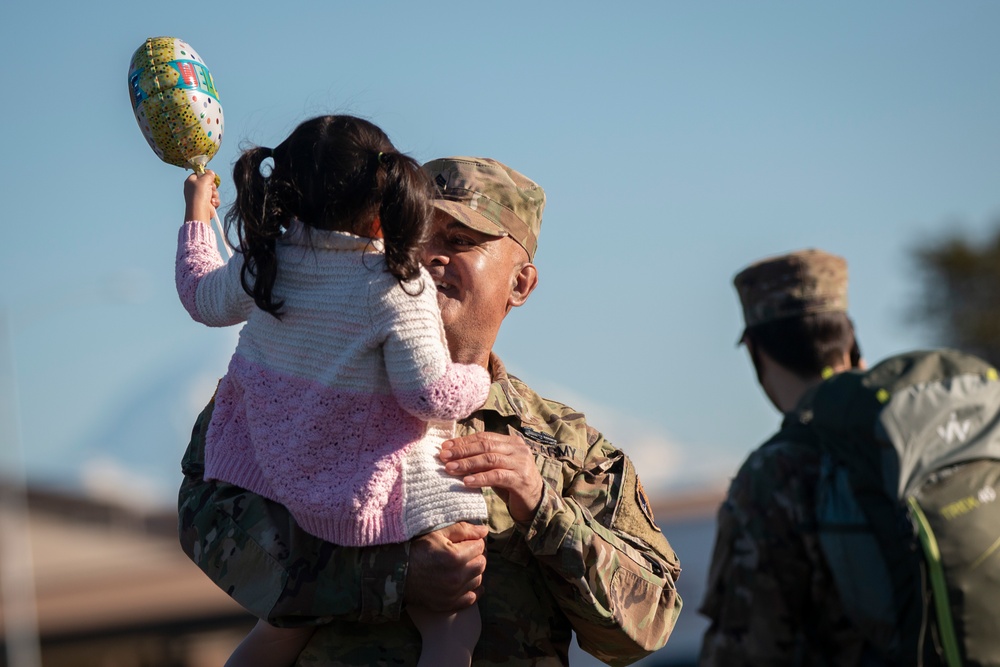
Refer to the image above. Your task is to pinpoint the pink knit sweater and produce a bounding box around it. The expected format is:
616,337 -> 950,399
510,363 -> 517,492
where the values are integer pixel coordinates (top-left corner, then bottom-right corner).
175,221 -> 490,546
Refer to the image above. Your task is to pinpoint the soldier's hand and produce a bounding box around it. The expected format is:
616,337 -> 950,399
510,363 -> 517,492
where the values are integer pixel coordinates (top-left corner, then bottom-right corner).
405,522 -> 487,612
440,432 -> 544,523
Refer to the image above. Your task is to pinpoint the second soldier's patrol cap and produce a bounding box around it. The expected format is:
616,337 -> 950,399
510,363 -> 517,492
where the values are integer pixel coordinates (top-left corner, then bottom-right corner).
734,248 -> 848,337
422,156 -> 546,261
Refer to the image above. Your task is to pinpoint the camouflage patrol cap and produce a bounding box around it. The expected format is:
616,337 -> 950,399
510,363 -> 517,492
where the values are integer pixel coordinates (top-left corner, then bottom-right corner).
422,156 -> 545,260
734,248 -> 848,334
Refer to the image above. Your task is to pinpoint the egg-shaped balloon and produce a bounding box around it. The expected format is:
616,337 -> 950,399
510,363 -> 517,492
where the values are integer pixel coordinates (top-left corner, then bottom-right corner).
128,37 -> 223,172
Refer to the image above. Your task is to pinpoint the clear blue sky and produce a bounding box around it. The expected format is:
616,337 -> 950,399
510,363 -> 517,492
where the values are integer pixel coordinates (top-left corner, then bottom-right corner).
2,1 -> 999,508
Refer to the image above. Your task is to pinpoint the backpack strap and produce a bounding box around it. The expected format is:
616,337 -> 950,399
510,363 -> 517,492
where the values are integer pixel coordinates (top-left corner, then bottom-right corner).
906,497 -> 962,667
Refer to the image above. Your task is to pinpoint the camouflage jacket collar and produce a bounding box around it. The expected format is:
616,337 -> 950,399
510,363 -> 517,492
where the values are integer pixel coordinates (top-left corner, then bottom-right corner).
485,353 -> 523,418
483,353 -> 543,428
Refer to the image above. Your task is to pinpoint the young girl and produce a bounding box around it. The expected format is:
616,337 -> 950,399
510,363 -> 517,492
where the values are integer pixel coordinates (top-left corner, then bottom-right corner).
176,115 -> 490,667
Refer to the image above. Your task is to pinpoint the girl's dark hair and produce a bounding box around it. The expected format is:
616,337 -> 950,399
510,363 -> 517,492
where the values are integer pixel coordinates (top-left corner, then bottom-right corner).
225,115 -> 433,318
745,311 -> 862,380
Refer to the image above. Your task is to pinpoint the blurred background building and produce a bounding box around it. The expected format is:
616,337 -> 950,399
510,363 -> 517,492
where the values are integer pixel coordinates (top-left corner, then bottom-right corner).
0,483 -> 253,667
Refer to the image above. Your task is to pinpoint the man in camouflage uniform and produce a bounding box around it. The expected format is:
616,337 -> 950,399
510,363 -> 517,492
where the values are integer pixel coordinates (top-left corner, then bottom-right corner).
179,156 -> 683,666
699,249 -> 869,666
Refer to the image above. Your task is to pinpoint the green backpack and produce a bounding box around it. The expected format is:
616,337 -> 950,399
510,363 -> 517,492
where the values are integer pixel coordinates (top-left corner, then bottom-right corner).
774,349 -> 1000,666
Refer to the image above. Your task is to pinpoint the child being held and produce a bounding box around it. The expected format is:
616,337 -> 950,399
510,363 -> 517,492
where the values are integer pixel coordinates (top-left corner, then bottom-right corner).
175,115 -> 491,667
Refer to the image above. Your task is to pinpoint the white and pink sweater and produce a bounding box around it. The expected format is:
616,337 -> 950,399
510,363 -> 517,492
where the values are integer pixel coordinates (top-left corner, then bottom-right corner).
175,220 -> 490,546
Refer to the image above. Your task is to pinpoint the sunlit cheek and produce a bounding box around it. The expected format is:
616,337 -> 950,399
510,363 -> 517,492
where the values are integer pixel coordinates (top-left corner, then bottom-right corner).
436,294 -> 460,325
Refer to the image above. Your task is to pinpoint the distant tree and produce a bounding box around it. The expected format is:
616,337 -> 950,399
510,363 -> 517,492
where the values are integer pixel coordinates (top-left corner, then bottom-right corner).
910,223 -> 1000,366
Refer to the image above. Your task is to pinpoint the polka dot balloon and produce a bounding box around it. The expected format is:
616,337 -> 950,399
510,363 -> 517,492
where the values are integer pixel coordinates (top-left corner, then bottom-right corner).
128,37 -> 224,175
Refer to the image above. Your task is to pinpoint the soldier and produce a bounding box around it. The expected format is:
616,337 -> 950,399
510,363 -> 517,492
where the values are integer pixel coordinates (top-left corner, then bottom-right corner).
699,249 -> 868,666
178,156 -> 683,666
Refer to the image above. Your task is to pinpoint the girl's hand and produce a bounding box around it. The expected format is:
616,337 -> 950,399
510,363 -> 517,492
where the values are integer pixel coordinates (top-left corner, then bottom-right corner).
183,170 -> 220,224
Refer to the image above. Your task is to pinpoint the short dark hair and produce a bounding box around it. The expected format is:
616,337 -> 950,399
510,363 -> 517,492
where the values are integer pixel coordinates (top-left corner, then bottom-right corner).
744,311 -> 862,380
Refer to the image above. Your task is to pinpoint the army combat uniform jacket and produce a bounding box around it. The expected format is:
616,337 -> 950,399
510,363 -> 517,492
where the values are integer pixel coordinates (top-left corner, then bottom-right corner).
698,435 -> 867,667
179,355 -> 682,666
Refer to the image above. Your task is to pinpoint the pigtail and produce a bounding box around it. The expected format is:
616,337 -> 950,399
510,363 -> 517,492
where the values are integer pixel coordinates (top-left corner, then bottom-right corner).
376,151 -> 433,285
227,145 -> 286,318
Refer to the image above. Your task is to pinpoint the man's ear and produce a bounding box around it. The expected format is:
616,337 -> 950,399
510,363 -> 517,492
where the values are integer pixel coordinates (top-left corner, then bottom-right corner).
509,263 -> 538,308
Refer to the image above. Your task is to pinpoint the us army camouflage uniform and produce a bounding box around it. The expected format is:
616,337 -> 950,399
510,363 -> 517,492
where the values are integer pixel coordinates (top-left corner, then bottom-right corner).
698,435 -> 866,666
700,248 -> 867,666
179,355 -> 682,666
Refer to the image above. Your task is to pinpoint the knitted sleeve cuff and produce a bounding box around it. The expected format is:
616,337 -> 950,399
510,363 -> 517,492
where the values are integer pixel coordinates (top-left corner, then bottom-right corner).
182,219 -> 216,242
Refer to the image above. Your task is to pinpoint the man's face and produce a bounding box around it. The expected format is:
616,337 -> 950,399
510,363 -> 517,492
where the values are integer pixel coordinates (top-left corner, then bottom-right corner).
422,210 -> 533,366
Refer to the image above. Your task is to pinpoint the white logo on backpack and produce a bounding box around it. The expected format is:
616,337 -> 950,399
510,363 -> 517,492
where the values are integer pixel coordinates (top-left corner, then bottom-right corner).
979,485 -> 997,504
937,412 -> 973,444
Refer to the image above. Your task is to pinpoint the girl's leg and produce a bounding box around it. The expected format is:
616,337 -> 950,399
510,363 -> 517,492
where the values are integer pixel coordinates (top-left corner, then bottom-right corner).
225,619 -> 316,667
406,602 -> 481,667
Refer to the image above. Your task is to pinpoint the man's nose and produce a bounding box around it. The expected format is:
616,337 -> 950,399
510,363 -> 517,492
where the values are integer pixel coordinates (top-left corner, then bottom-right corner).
423,238 -> 449,266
